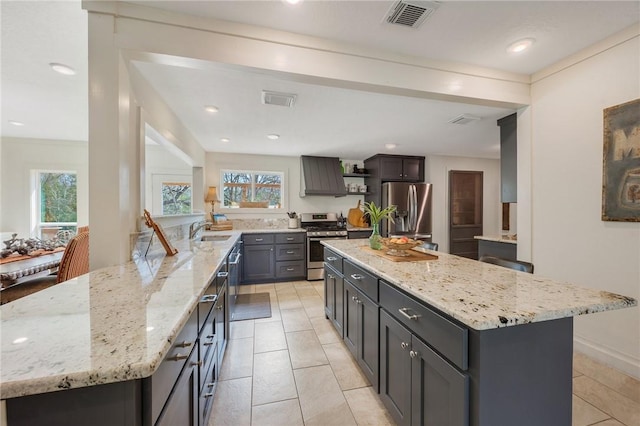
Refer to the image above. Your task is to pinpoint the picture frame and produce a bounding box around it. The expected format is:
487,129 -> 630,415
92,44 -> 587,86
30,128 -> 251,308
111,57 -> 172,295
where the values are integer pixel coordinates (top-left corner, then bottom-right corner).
601,98 -> 640,222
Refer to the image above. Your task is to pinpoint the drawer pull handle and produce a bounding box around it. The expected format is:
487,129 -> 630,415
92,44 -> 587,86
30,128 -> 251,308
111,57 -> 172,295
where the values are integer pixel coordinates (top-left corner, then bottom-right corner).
217,271 -> 229,278
169,353 -> 189,361
286,237 -> 294,241
200,295 -> 217,303
207,382 -> 215,389
398,307 -> 421,321
286,267 -> 295,271
255,238 -> 264,242
217,305 -> 223,310
191,360 -> 203,367
177,341 -> 193,348
286,251 -> 295,254
409,350 -> 419,359
207,334 -> 215,339
327,274 -> 334,279
400,342 -> 409,350
204,392 -> 215,398
204,342 -> 215,346
350,274 -> 364,280
326,256 -> 337,261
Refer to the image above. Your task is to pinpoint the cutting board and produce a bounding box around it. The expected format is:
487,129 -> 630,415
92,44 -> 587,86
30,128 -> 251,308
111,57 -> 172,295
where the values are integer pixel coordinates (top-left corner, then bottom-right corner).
348,200 -> 368,227
360,246 -> 438,262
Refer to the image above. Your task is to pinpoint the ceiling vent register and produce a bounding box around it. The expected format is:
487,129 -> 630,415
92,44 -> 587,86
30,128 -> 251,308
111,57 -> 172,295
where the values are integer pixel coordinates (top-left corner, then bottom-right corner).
385,1 -> 440,28
262,90 -> 297,107
448,114 -> 482,125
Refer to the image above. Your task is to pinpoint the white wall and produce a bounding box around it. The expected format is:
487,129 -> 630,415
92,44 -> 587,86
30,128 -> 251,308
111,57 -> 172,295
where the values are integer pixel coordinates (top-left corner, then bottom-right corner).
205,152 -> 367,219
531,35 -> 640,377
0,138 -> 88,237
426,156 -> 501,252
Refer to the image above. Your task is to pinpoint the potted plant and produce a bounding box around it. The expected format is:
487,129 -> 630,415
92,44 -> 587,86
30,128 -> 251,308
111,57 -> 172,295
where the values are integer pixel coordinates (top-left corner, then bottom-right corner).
363,201 -> 397,250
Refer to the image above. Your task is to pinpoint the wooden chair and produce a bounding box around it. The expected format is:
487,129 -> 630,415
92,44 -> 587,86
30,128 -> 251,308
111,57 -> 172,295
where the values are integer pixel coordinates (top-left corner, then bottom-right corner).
479,255 -> 534,274
420,241 -> 439,251
1,231 -> 90,304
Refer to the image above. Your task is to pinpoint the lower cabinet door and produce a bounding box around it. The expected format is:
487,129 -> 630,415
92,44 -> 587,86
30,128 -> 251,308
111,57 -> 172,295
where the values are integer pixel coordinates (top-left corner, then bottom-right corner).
333,274 -> 344,337
324,269 -> 334,319
380,310 -> 412,426
356,289 -> 379,391
156,347 -> 199,426
215,287 -> 228,366
410,337 -> 469,426
343,281 -> 359,357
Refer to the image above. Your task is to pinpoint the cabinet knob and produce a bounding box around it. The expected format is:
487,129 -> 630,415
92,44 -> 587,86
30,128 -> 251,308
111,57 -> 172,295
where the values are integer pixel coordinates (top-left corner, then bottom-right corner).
352,296 -> 359,302
400,342 -> 409,350
327,274 -> 334,279
177,340 -> 193,348
409,350 -> 418,358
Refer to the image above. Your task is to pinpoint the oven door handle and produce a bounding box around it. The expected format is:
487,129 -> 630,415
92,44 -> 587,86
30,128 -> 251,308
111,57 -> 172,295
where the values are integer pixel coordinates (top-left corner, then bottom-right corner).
308,237 -> 347,241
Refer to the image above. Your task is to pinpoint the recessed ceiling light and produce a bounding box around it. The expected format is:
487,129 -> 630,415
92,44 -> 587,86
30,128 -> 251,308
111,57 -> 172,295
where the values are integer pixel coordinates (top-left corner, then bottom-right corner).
12,337 -> 28,344
8,120 -> 24,126
385,143 -> 397,150
283,0 -> 302,4
146,326 -> 154,332
267,134 -> 280,140
204,105 -> 219,113
220,138 -> 230,143
49,62 -> 76,75
506,38 -> 535,54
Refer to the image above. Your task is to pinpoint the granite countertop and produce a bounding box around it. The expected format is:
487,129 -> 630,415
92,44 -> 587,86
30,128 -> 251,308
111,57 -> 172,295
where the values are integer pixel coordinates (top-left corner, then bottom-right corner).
322,240 -> 636,331
0,231 -> 242,400
474,235 -> 517,244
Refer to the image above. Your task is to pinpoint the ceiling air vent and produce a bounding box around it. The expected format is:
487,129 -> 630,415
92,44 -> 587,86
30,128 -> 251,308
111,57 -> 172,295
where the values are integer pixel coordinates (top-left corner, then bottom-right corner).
385,1 -> 440,28
262,90 -> 297,107
448,114 -> 482,125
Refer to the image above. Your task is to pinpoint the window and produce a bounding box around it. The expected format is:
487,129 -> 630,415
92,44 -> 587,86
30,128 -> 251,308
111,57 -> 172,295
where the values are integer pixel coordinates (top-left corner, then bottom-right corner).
221,170 -> 283,209
34,171 -> 77,239
161,182 -> 192,215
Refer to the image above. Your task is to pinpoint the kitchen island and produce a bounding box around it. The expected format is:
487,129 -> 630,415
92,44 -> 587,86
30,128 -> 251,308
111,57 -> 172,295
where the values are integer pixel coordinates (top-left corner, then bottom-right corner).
321,239 -> 635,426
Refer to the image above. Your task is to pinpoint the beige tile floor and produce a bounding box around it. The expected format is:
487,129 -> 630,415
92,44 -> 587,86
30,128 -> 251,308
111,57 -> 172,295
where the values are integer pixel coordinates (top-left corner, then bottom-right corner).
210,280 -> 640,426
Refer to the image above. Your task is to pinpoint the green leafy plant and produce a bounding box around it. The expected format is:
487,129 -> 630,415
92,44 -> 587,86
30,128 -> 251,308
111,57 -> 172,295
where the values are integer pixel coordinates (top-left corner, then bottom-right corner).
363,202 -> 397,224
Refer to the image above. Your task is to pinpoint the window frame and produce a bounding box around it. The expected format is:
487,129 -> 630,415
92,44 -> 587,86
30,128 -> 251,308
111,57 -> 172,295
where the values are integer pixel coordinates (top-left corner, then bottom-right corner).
31,169 -> 78,238
219,168 -> 287,213
160,180 -> 193,215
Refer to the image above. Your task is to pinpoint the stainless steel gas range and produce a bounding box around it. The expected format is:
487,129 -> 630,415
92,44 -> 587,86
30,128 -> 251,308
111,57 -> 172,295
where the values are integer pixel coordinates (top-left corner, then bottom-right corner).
300,213 -> 347,280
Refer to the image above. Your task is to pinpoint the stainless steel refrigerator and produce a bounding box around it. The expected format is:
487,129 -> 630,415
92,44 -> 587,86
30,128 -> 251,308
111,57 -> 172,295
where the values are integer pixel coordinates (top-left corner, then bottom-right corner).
381,182 -> 433,240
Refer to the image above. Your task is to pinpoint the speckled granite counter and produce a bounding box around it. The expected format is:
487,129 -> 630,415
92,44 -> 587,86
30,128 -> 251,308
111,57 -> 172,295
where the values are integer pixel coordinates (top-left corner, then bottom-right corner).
322,240 -> 636,330
0,231 -> 243,399
474,235 -> 517,244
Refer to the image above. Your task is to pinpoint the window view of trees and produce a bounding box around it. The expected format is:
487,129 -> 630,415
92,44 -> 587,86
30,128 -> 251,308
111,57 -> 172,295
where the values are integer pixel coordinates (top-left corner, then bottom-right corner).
37,171 -> 77,238
222,171 -> 283,208
162,182 -> 192,215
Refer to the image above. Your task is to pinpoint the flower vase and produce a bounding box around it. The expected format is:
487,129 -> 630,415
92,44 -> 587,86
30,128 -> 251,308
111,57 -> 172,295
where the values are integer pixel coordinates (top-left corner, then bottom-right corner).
369,223 -> 383,250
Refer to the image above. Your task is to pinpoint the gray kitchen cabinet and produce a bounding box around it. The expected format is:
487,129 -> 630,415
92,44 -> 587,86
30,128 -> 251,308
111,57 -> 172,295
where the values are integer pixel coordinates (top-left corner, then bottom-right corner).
343,279 -> 379,390
498,113 -> 517,203
380,309 -> 469,426
477,238 -> 517,261
242,233 -> 305,283
324,264 -> 344,336
347,230 -> 371,239
156,345 -> 199,426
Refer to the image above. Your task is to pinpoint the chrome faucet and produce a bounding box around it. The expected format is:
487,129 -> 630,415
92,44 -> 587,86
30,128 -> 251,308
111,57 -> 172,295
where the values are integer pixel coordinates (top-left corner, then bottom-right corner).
189,220 -> 207,239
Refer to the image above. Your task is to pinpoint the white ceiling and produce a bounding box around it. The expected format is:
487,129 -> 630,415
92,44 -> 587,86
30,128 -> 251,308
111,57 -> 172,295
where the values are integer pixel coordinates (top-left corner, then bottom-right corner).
2,1 -> 639,159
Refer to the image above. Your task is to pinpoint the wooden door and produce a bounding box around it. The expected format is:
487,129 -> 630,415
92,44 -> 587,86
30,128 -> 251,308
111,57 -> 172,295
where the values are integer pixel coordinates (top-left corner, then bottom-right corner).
449,171 -> 483,259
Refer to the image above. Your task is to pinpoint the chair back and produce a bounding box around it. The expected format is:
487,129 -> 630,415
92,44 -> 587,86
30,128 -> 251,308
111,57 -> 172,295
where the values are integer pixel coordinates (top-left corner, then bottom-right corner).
420,242 -> 439,251
479,255 -> 534,274
56,231 -> 90,283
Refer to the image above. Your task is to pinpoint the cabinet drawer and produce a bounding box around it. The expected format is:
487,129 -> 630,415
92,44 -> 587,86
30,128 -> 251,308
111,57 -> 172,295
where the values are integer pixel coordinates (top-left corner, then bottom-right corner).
147,309 -> 198,425
198,281 -> 217,332
199,354 -> 218,426
243,233 -> 275,245
344,260 -> 378,302
379,281 -> 468,371
275,233 -> 305,244
199,314 -> 217,391
275,243 -> 304,261
324,248 -> 343,273
275,261 -> 305,278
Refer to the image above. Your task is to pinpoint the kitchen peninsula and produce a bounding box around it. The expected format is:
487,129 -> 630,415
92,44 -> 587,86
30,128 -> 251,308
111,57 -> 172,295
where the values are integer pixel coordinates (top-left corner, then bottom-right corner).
321,239 -> 636,426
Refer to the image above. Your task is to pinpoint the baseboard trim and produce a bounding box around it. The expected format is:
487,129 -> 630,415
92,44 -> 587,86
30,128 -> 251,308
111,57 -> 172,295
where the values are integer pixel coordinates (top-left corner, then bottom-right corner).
574,336 -> 640,380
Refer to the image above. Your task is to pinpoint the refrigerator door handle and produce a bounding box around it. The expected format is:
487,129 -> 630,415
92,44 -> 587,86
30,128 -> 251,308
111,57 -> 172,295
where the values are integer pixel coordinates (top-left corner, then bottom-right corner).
407,185 -> 413,232
412,185 -> 418,231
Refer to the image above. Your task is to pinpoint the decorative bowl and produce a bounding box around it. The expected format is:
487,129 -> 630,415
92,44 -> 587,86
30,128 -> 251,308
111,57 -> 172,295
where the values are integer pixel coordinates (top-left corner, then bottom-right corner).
381,238 -> 421,256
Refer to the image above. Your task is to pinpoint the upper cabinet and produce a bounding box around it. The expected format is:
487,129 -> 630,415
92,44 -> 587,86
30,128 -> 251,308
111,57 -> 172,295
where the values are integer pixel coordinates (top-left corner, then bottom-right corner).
365,154 -> 425,182
497,113 -> 517,203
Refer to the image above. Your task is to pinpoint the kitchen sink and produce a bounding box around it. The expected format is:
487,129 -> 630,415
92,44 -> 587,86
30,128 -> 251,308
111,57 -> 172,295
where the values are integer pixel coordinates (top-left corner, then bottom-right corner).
200,235 -> 232,242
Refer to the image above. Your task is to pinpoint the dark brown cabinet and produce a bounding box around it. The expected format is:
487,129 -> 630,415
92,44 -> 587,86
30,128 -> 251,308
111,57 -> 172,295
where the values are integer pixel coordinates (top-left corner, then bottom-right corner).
364,154 -> 425,207
449,171 -> 483,259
